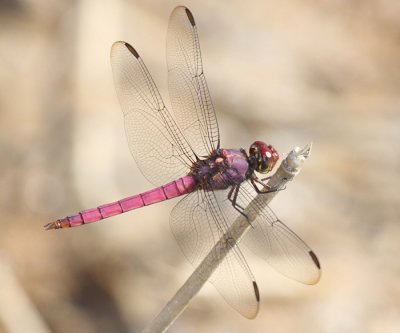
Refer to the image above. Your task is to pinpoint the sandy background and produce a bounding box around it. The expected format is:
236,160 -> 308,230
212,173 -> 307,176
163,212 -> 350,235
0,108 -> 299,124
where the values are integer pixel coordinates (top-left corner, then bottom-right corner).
1,0 -> 399,332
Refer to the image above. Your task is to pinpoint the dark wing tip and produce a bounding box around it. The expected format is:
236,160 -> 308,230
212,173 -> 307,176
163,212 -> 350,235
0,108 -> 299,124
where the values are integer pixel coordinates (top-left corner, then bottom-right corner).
253,281 -> 260,302
309,250 -> 321,269
124,42 -> 140,58
185,7 -> 196,26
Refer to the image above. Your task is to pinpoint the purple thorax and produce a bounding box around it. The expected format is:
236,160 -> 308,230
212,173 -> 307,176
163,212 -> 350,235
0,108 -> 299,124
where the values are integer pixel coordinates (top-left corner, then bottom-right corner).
193,148 -> 250,190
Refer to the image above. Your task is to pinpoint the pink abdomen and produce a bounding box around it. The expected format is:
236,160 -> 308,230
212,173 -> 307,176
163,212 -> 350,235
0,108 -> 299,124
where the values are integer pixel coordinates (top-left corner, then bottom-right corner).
45,176 -> 197,230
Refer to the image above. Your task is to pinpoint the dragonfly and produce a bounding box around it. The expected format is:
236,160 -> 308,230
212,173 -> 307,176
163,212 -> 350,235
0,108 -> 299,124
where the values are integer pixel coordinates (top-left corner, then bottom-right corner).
45,6 -> 320,318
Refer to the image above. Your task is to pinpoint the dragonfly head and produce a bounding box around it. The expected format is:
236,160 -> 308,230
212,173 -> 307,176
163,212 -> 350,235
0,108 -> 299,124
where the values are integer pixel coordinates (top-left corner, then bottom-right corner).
249,141 -> 279,173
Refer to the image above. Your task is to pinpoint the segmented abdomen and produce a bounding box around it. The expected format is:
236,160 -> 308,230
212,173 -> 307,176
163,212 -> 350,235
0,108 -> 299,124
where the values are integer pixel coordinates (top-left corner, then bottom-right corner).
45,176 -> 196,229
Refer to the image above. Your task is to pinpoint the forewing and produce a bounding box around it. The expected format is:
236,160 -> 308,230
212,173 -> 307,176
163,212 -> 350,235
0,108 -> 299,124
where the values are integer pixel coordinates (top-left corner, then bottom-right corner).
111,41 -> 196,186
170,190 -> 259,319
167,6 -> 220,157
237,181 -> 321,285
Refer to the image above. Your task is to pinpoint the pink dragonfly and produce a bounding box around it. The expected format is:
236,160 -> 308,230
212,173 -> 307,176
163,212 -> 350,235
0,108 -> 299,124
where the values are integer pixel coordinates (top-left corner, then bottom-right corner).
45,6 -> 320,318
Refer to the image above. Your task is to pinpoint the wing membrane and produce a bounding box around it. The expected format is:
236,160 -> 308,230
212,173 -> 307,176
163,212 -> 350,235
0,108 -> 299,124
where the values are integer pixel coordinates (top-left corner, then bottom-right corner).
111,41 -> 196,186
167,6 -> 220,157
237,182 -> 321,285
170,189 -> 259,319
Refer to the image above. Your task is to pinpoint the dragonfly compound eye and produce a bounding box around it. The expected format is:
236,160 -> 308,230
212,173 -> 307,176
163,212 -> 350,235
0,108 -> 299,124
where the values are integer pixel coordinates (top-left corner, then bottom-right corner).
249,141 -> 279,173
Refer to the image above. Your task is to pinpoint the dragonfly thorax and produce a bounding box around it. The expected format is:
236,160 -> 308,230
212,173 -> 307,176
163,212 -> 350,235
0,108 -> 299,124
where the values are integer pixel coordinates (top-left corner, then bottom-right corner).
191,149 -> 249,190
249,141 -> 279,174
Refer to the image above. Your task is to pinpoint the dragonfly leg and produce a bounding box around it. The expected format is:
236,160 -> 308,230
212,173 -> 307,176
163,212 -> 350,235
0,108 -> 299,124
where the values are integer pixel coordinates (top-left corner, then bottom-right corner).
230,185 -> 246,212
251,176 -> 286,194
228,185 -> 253,226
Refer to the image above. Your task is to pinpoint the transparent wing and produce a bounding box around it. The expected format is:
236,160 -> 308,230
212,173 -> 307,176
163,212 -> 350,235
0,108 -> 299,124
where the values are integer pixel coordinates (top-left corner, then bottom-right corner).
167,6 -> 220,157
237,181 -> 321,285
110,41 -> 197,186
170,189 -> 259,319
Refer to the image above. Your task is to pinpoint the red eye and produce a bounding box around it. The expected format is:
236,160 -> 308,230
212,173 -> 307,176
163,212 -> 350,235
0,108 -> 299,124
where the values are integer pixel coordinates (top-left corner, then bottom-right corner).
249,141 -> 279,173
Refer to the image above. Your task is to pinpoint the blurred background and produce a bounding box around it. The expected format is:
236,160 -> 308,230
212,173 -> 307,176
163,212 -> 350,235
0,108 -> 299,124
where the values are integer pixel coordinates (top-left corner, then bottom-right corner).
1,0 -> 399,332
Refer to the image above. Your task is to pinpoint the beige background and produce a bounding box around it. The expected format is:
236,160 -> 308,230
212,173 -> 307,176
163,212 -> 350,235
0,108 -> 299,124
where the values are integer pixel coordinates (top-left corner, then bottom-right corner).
0,0 -> 399,332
